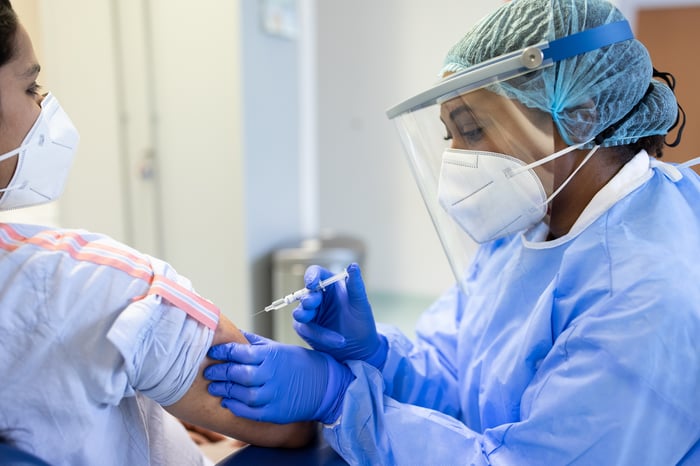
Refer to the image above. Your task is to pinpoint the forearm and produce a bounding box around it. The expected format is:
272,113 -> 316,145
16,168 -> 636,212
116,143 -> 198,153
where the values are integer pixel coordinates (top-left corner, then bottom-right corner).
380,325 -> 462,415
164,315 -> 316,448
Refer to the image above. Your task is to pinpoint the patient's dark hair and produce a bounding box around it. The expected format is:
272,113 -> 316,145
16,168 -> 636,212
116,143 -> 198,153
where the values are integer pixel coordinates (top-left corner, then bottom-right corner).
0,0 -> 16,448
0,0 -> 17,68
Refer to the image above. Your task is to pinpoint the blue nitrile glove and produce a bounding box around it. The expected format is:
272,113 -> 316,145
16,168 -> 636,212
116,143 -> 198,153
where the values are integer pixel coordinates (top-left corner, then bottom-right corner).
204,331 -> 353,425
292,262 -> 388,369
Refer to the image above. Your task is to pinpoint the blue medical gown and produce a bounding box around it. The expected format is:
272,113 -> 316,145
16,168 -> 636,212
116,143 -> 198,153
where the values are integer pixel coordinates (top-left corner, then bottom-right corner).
323,157 -> 700,465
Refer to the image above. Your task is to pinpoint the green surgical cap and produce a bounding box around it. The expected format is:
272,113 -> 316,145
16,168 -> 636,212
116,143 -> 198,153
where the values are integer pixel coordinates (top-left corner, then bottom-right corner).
442,0 -> 678,147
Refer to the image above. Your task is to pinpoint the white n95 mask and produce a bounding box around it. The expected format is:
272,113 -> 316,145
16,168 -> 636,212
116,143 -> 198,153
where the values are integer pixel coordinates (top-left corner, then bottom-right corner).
437,142 -> 598,243
0,93 -> 79,211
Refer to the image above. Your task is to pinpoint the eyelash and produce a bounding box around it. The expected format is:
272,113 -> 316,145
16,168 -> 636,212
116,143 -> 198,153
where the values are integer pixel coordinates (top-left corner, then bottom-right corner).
462,128 -> 484,142
443,127 -> 484,143
27,82 -> 42,96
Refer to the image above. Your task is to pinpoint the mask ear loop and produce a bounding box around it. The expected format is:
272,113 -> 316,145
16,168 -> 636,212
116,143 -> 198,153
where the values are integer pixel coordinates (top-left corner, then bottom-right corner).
543,145 -> 600,204
0,146 -> 24,164
505,139 -> 599,206
506,139 -> 592,178
507,69 -> 659,207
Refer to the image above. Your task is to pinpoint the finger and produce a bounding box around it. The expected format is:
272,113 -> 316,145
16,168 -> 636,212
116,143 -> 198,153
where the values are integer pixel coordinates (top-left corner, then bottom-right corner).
303,265 -> 322,289
204,362 -> 266,386
207,342 -> 265,364
304,265 -> 335,290
240,330 -> 271,346
293,294 -> 322,323
292,304 -> 315,323
346,262 -> 370,306
208,382 -> 271,406
221,398 -> 269,423
300,290 -> 323,310
293,321 -> 346,349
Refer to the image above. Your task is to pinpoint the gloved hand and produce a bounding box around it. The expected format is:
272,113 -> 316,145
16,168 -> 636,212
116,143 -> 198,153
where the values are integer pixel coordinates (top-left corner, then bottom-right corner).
292,262 -> 388,369
204,331 -> 353,425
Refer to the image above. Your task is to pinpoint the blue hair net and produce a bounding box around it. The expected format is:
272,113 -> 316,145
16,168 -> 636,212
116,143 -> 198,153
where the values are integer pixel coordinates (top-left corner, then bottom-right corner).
441,0 -> 678,148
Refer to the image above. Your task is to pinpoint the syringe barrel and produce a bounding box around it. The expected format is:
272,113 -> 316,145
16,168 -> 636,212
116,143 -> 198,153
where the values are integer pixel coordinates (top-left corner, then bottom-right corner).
289,288 -> 311,303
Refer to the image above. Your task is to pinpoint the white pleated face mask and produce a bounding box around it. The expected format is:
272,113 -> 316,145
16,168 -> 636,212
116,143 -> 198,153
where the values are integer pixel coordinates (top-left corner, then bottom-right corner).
437,141 -> 598,243
0,93 -> 80,211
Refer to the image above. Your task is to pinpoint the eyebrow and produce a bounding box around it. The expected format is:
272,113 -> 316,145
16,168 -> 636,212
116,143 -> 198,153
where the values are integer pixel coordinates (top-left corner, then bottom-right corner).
19,63 -> 41,79
449,104 -> 478,124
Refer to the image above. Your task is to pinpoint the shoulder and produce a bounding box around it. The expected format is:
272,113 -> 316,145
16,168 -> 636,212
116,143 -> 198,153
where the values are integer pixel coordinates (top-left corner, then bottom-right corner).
0,224 -> 160,332
0,223 -> 151,279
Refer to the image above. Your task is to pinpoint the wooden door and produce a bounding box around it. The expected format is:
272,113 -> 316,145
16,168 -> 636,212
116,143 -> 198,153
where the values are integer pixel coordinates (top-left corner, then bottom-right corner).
637,7 -> 700,168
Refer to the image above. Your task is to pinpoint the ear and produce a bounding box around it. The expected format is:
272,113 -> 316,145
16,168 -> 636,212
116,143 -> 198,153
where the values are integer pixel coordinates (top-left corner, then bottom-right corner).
557,98 -> 599,146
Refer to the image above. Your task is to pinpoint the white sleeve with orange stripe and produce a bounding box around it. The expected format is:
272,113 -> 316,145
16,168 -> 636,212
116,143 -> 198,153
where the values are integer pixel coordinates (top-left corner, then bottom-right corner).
106,254 -> 221,406
0,223 -> 221,407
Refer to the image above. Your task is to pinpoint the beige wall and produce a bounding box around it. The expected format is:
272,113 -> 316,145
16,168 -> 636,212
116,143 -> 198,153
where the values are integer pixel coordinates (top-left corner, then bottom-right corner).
12,1 -> 41,61
637,7 -> 700,167
0,0 -> 58,227
31,0 -> 250,325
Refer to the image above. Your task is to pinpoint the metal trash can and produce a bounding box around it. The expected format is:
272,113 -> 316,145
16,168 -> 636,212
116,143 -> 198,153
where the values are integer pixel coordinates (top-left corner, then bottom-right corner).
270,234 -> 365,346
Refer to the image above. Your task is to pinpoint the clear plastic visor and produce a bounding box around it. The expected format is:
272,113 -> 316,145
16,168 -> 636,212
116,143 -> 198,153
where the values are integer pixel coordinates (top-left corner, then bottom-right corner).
391,80 -> 558,290
439,86 -> 558,188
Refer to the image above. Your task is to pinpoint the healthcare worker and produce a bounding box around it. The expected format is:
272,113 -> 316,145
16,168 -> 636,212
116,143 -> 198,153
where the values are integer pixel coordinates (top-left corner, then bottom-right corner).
0,1 -> 315,464
205,0 -> 700,464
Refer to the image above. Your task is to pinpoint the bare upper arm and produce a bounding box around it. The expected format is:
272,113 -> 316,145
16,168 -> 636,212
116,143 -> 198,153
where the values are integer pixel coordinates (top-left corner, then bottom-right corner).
164,314 -> 316,448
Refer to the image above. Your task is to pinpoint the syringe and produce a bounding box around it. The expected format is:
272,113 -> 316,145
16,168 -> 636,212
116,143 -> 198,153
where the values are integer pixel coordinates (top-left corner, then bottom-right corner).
257,268 -> 349,315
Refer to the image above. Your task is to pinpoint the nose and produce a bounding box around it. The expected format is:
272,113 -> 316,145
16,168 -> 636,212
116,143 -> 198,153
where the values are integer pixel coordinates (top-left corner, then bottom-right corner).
450,140 -> 470,151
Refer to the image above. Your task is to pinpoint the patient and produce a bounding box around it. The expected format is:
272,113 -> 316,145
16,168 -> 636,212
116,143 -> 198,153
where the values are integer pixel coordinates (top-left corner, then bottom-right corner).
0,1 -> 314,465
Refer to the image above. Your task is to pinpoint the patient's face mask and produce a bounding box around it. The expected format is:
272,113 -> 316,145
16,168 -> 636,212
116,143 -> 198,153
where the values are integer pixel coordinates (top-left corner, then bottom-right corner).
0,93 -> 80,210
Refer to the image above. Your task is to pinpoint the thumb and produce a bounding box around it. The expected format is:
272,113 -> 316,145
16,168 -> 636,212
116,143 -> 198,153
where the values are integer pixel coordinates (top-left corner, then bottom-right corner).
240,330 -> 269,345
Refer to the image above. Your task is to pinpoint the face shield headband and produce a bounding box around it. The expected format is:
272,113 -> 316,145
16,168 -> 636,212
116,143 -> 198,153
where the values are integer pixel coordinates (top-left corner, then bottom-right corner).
386,19 -> 634,291
387,20 -> 633,120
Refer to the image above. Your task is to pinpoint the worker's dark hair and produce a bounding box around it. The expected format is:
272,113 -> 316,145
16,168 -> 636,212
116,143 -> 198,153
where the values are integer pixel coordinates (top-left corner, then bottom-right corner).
612,134 -> 666,164
0,0 -> 17,68
608,68 -> 686,163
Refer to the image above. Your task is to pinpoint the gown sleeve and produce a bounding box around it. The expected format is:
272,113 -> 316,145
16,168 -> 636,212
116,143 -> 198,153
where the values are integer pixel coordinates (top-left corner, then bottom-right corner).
324,295 -> 700,465
379,285 -> 464,416
322,250 -> 700,465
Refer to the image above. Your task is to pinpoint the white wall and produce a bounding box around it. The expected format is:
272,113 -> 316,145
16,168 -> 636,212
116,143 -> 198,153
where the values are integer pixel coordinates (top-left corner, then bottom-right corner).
316,0 -> 499,301
10,0 -> 512,336
314,0 -> 700,316
33,0 -> 251,326
0,1 -> 61,227
613,0 -> 700,27
38,0 -> 128,240
25,0 -> 672,335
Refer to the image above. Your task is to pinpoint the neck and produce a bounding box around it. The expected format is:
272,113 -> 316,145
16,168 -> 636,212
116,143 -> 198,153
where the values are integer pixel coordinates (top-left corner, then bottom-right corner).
546,146 -> 626,240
